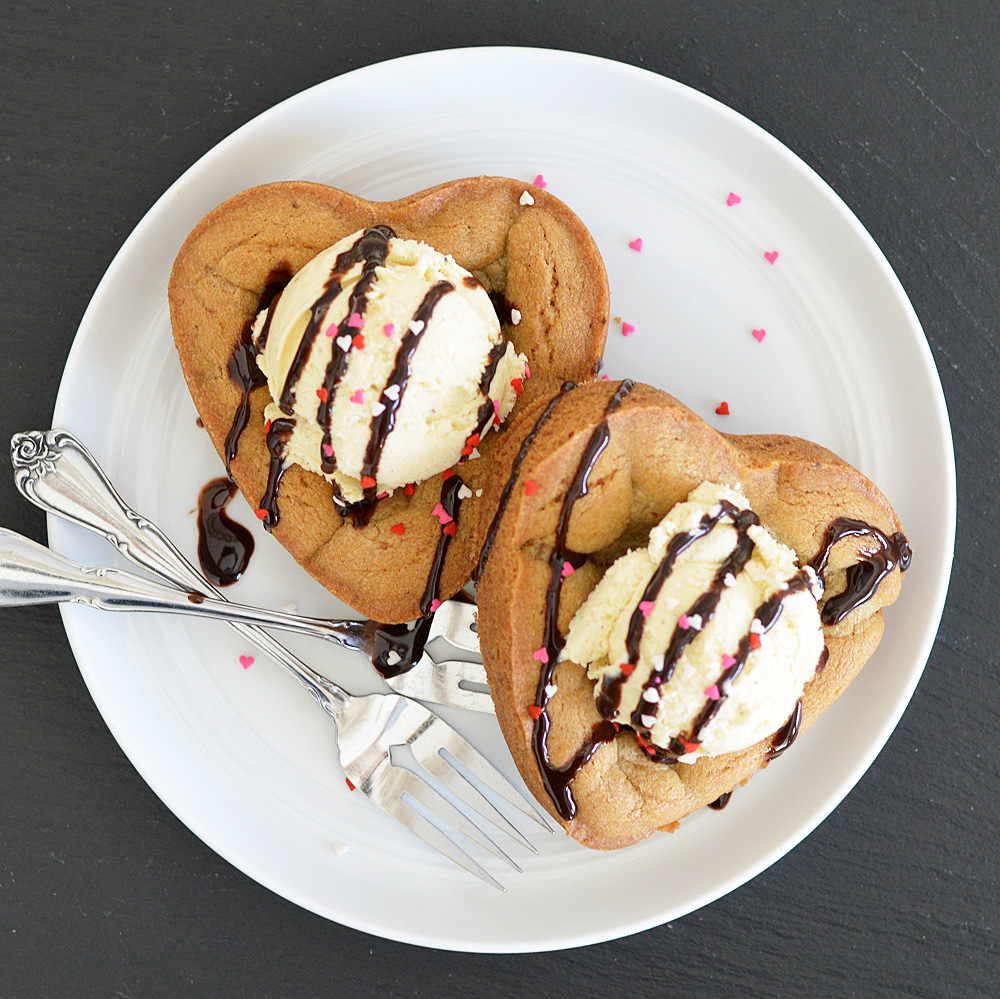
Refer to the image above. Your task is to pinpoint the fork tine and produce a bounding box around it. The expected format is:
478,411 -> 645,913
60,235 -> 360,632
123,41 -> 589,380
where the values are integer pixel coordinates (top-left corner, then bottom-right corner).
426,599 -> 480,652
418,655 -> 489,687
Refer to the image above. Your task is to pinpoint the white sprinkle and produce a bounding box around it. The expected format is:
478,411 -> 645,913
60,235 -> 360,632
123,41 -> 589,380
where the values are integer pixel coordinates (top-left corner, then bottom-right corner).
544,683 -> 558,698
475,489 -> 483,498
640,714 -> 657,729
662,595 -> 679,611
723,572 -> 737,588
470,447 -> 481,460
750,618 -> 764,634
519,190 -> 535,206
642,687 -> 660,703
386,650 -> 402,667
458,484 -> 473,500
336,334 -> 353,352
651,654 -> 665,672
371,401 -> 386,417
383,384 -> 401,401
687,614 -> 703,631
283,601 -> 298,614
408,319 -> 425,334
331,842 -> 349,857
510,308 -> 522,326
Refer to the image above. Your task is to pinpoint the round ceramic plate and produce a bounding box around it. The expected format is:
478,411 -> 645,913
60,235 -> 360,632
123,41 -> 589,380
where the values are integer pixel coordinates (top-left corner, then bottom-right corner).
49,48 -> 954,952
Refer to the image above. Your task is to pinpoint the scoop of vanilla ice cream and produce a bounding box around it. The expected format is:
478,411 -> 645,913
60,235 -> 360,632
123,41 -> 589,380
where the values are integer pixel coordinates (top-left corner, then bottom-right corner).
252,227 -> 527,504
561,482 -> 825,762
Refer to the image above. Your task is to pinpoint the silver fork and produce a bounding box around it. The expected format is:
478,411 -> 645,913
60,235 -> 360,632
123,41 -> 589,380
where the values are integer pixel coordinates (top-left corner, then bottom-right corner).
10,430 -> 490,712
8,432 -> 551,888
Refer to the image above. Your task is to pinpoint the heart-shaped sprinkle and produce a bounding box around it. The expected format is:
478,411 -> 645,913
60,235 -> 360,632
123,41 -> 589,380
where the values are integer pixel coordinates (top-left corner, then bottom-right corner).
442,522 -> 457,536
524,480 -> 540,496
533,174 -> 547,188
622,321 -> 635,336
764,250 -> 779,265
403,483 -> 416,496
749,618 -> 764,634
716,401 -> 730,416
360,474 -> 376,489
254,508 -> 268,521
687,614 -> 703,631
721,653 -> 737,669
347,312 -> 365,329
519,190 -> 535,206
458,484 -> 473,500
629,237 -> 643,251
324,323 -> 337,338
371,401 -> 386,417
383,322 -> 396,337
390,523 -> 405,535
561,561 -> 575,578
723,572 -> 737,588
384,384 -> 401,401
322,443 -> 334,457
639,600 -> 656,618
429,598 -> 442,612
642,687 -> 660,703
239,655 -> 254,670
726,192 -> 742,206
620,662 -> 635,676
386,650 -> 402,666
704,683 -> 720,701
431,502 -> 453,525
544,682 -> 558,698
510,377 -> 524,397
349,389 -> 363,404
640,714 -> 657,729
752,328 -> 767,343
316,387 -> 329,402
528,705 -> 543,720
352,333 -> 365,349
749,633 -> 762,649
408,319 -> 425,335
678,613 -> 690,630
510,308 -> 522,326
336,334 -> 353,352
533,647 -> 549,663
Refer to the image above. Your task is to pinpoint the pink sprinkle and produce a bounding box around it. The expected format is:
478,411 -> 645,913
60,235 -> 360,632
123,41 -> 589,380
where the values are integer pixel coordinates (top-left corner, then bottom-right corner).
324,323 -> 337,338
533,174 -> 547,188
532,647 -> 550,663
322,443 -> 334,457
431,502 -> 453,525
561,561 -> 575,578
383,322 -> 396,337
639,600 -> 656,618
429,598 -> 442,613
349,390 -> 364,404
347,312 -> 365,329
765,250 -> 779,265
629,237 -> 643,252
621,321 -> 635,337
726,192 -> 742,207
239,655 -> 254,670
678,614 -> 690,630
752,328 -> 767,343
600,374 -> 611,381
704,683 -> 720,701
721,653 -> 737,669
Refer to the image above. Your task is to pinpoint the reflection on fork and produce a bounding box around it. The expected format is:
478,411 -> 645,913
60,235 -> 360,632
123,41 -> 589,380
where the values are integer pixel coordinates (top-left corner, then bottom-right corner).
9,428 -> 552,887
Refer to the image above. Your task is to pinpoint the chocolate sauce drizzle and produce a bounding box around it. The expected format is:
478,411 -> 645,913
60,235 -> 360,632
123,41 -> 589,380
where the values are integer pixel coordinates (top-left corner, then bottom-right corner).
224,270 -> 290,467
528,380 -> 635,821
258,418 -> 295,530
765,698 -> 802,762
475,381 -> 579,582
196,477 -> 255,586
808,518 -> 912,625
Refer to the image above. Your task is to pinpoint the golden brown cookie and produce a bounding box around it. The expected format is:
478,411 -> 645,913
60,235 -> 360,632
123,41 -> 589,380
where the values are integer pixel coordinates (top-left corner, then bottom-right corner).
475,380 -> 910,850
168,177 -> 609,622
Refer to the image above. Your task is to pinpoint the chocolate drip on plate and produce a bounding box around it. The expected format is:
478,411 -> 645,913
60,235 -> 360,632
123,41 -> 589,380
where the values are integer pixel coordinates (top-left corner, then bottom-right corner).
765,698 -> 803,762
529,380 -> 635,821
808,517 -> 912,625
196,477 -> 255,587
708,791 -> 732,810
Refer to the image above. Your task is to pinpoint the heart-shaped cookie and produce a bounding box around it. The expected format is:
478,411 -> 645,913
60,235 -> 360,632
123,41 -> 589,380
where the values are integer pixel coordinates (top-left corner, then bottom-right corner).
168,178 -> 609,622
475,380 -> 910,849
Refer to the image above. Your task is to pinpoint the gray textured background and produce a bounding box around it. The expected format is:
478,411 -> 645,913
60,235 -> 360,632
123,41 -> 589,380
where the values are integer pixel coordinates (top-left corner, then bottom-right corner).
2,2 -> 993,995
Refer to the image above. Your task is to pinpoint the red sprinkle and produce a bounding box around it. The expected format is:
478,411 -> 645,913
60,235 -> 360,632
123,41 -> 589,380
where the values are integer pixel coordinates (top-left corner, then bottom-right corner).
390,523 -> 405,536
528,705 -> 543,720
361,474 -> 377,489
316,387 -> 329,402
442,522 -> 457,536
345,778 -> 356,791
352,333 -> 366,349
403,482 -> 416,496
442,468 -> 456,481
715,401 -> 730,416
263,418 -> 272,433
749,633 -> 762,649
254,508 -> 268,521
620,662 -> 635,676
510,377 -> 524,397
676,736 -> 700,755
524,480 -> 540,496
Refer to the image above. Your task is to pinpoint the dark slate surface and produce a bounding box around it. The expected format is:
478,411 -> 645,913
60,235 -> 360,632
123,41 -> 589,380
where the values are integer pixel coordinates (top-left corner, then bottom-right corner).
1,2 -> 994,996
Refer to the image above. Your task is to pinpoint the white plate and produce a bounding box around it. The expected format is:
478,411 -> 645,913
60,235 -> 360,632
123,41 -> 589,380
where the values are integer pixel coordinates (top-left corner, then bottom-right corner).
49,48 -> 954,952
